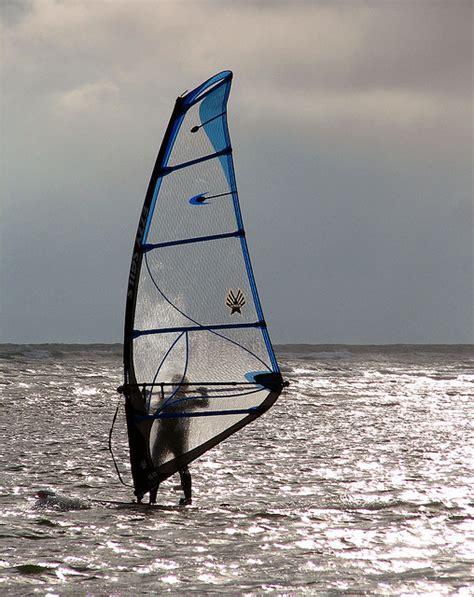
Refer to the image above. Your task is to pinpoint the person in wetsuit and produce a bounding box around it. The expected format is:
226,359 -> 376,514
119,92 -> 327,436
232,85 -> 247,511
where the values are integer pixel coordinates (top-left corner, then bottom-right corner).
149,375 -> 209,505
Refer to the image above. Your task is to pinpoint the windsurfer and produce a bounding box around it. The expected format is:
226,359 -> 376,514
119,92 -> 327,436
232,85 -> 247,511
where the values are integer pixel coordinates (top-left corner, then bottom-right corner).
149,376 -> 209,505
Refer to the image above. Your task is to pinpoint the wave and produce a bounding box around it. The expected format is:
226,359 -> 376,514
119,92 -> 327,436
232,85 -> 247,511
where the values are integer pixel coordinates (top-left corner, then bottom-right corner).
0,343 -> 123,361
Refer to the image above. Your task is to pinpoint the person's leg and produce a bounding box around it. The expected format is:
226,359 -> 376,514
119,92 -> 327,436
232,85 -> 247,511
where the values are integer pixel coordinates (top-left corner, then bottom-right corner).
149,485 -> 159,504
178,466 -> 192,505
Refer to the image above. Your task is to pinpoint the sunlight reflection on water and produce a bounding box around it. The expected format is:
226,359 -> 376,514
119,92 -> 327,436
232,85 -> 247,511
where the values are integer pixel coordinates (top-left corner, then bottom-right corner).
0,344 -> 473,594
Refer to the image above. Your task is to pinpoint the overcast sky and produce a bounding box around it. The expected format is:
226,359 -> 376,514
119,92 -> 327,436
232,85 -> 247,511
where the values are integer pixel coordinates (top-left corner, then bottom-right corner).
1,0 -> 472,344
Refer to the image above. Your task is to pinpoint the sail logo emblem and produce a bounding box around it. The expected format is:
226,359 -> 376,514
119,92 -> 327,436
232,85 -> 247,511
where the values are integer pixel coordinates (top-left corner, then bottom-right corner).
226,289 -> 246,314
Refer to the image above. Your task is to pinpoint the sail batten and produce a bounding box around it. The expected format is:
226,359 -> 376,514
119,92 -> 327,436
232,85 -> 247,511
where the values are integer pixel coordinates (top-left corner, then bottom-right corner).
133,321 -> 266,338
159,147 -> 232,176
121,71 -> 284,498
141,229 -> 244,252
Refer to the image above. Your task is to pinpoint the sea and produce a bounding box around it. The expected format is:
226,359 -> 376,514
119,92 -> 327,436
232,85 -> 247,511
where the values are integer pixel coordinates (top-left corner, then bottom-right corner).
0,343 -> 472,596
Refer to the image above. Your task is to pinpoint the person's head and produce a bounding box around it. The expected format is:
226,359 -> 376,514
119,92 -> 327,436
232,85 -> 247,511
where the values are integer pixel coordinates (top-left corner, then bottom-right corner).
171,374 -> 188,394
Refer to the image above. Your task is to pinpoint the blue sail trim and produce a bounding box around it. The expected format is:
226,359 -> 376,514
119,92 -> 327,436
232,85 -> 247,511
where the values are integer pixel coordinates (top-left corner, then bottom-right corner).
142,230 -> 244,252
200,84 -> 233,187
183,70 -> 232,108
133,321 -> 266,339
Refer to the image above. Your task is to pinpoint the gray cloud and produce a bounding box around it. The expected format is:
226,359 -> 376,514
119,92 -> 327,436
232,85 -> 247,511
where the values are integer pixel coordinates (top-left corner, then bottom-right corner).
0,0 -> 34,26
1,0 -> 472,343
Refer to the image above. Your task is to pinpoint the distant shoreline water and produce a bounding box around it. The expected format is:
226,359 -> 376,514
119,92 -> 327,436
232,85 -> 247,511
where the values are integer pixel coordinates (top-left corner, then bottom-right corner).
0,342 -> 472,364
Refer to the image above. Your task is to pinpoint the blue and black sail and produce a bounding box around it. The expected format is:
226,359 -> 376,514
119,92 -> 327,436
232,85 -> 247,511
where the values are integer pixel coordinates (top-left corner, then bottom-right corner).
120,71 -> 285,498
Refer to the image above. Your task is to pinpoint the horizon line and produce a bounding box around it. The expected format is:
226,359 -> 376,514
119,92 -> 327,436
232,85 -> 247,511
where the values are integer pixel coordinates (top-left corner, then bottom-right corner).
0,341 -> 472,348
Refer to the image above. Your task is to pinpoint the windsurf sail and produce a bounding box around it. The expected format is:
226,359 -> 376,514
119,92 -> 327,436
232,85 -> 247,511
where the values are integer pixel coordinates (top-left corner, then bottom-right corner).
119,70 -> 285,498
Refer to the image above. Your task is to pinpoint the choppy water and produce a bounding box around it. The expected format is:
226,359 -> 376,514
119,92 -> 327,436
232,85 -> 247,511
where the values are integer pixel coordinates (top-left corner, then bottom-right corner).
0,344 -> 473,595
